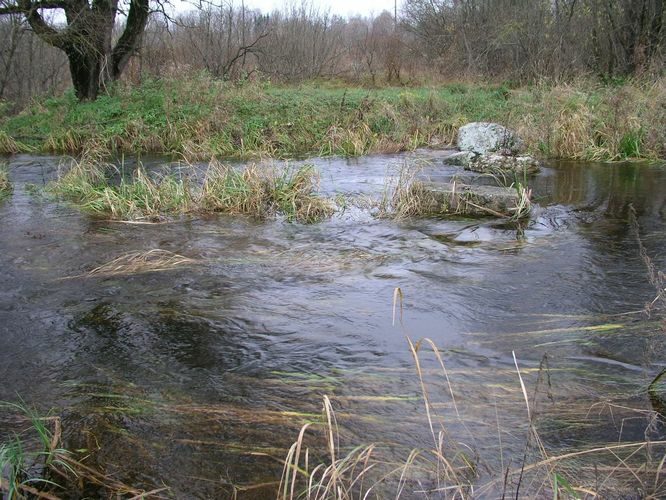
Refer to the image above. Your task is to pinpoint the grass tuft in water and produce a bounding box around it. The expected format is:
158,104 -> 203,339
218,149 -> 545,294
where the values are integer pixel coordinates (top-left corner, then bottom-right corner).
0,401 -> 74,499
377,163 -> 532,220
201,162 -> 334,223
49,155 -> 334,223
0,164 -> 11,199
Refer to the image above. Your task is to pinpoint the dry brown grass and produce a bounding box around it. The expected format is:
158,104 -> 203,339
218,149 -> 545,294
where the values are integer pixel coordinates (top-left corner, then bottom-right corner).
514,79 -> 666,161
85,249 -> 196,278
0,130 -> 30,154
200,161 -> 335,223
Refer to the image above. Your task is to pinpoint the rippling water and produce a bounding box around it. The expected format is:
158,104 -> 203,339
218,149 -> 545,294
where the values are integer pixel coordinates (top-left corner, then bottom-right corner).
0,152 -> 664,497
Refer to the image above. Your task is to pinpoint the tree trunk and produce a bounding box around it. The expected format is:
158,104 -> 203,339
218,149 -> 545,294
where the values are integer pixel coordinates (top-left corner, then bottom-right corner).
67,48 -> 102,101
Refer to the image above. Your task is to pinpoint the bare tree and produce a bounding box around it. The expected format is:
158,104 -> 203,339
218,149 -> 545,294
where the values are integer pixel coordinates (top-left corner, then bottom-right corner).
0,12 -> 68,106
176,1 -> 268,79
256,1 -> 346,81
0,0 -> 153,100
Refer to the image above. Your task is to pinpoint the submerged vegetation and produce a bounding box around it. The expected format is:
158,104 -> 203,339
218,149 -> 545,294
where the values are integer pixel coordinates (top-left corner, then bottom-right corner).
1,76 -> 665,162
278,332 -> 666,499
49,156 -> 334,223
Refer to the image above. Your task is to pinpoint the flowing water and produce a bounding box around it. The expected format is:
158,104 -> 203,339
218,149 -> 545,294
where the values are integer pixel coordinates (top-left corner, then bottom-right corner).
0,152 -> 665,498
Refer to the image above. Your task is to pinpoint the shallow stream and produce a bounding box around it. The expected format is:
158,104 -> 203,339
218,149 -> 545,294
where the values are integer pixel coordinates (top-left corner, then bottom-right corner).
1,152 -> 665,497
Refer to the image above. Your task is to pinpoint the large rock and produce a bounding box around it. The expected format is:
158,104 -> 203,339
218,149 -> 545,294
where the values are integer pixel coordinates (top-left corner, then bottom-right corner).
457,122 -> 524,155
416,181 -> 531,218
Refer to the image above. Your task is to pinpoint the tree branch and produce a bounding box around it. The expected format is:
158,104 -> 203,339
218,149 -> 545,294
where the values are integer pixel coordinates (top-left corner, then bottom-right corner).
110,0 -> 150,78
13,0 -> 71,49
0,0 -> 66,14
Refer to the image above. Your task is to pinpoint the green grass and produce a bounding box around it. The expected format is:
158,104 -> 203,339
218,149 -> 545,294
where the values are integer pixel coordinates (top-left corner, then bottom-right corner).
49,155 -> 334,223
0,75 -> 512,159
2,75 -> 664,161
0,401 -> 74,499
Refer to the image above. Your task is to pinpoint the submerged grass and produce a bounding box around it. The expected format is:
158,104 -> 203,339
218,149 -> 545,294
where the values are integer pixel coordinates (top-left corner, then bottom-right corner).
49,155 -> 334,223
61,249 -> 196,279
2,75 -> 663,161
278,289 -> 666,499
280,344 -> 666,499
0,401 -> 171,499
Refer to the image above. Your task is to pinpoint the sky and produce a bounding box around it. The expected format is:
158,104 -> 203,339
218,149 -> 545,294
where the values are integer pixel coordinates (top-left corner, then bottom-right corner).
174,0 -> 397,18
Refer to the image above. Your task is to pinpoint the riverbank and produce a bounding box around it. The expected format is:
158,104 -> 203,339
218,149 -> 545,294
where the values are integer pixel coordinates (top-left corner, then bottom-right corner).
1,75 -> 665,161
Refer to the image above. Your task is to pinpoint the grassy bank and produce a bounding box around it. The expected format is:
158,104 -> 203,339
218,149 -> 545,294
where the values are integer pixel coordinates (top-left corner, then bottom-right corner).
1,75 -> 664,161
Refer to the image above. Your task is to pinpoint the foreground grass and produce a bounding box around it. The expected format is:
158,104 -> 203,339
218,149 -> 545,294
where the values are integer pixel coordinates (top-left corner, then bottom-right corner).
2,75 -> 664,161
279,337 -> 666,499
0,402 -> 74,499
49,157 -> 334,223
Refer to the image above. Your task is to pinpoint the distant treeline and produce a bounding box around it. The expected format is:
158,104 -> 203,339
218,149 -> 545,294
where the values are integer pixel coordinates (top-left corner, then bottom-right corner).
0,0 -> 664,106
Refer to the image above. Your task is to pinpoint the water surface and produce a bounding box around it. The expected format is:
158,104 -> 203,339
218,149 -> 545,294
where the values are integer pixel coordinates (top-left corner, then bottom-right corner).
1,152 -> 664,497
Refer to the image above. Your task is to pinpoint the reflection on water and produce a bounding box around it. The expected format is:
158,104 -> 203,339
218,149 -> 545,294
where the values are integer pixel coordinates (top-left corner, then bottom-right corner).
0,152 -> 664,496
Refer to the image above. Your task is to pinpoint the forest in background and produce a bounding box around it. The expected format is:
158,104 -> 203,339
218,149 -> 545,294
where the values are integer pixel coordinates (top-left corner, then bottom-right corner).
0,0 -> 664,108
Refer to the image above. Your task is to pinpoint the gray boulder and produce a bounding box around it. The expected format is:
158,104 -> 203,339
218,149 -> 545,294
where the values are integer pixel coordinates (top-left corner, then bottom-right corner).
457,122 -> 524,155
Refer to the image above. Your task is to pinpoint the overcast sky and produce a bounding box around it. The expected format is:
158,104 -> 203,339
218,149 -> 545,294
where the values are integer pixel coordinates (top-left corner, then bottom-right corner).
175,0 -> 398,18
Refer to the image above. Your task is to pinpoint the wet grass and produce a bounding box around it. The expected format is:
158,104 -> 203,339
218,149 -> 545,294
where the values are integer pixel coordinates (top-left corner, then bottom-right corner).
2,75 -> 663,161
0,401 -> 73,499
377,163 -> 533,220
48,156 -> 334,223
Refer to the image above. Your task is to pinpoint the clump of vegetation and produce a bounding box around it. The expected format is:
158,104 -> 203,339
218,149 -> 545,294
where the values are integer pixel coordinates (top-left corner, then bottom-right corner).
201,162 -> 334,222
514,80 -> 666,161
0,130 -> 30,155
0,401 -> 73,498
378,164 -> 532,220
0,164 -> 11,199
49,155 -> 334,223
